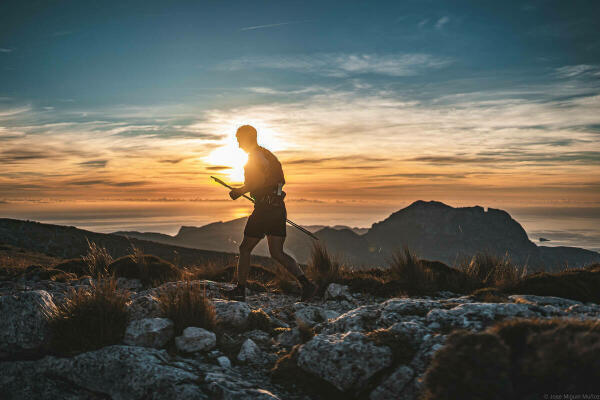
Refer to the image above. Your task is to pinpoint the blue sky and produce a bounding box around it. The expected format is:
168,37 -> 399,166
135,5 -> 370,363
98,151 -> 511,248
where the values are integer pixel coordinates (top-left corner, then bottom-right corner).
0,0 -> 599,243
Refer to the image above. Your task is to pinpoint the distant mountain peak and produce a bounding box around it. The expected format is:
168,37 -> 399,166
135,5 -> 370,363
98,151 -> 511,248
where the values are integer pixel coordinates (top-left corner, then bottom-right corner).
407,200 -> 452,209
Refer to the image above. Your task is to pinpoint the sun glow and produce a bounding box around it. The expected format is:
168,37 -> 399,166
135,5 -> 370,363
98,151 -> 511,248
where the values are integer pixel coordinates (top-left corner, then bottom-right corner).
205,121 -> 287,183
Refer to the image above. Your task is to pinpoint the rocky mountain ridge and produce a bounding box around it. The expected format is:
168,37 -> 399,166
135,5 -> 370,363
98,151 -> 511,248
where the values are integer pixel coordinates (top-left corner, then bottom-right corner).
114,200 -> 600,271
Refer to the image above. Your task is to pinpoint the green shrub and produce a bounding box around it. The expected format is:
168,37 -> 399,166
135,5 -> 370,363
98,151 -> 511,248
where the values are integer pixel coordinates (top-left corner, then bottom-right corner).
157,281 -> 216,335
49,277 -> 129,355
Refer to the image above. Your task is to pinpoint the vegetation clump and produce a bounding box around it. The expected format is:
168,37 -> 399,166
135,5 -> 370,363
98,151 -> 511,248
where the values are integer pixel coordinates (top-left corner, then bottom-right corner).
498,263 -> 600,303
422,318 -> 600,399
246,308 -> 273,333
305,242 -> 346,296
49,277 -> 129,355
109,245 -> 180,287
157,281 -> 216,335
82,238 -> 113,277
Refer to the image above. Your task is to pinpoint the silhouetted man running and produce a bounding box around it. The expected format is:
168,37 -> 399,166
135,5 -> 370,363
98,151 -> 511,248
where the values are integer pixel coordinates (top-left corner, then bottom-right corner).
224,125 -> 317,302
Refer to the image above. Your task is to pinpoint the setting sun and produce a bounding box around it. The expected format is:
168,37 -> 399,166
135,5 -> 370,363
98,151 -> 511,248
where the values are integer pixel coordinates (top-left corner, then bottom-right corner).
205,121 -> 288,182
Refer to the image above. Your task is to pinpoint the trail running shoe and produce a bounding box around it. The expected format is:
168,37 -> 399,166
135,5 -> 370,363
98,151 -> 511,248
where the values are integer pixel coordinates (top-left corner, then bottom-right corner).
224,285 -> 246,302
300,281 -> 318,302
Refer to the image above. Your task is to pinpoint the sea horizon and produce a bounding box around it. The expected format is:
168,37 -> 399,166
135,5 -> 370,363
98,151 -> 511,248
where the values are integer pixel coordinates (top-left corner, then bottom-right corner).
2,200 -> 598,253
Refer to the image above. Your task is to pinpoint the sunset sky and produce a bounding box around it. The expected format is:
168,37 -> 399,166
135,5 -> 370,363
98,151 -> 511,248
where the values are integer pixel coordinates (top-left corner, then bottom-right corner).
1,1 -> 599,248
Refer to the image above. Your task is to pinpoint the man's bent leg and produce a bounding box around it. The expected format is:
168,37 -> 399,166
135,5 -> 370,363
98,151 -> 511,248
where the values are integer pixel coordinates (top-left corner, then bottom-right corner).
267,235 -> 302,277
237,235 -> 262,286
267,235 -> 317,301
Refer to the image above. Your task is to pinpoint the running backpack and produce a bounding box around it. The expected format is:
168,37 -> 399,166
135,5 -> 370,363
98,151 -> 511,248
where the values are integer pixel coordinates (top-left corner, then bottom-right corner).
256,146 -> 285,188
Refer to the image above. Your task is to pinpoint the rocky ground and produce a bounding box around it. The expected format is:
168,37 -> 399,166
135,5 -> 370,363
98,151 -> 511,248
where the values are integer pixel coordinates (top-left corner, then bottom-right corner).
2,275 -> 600,400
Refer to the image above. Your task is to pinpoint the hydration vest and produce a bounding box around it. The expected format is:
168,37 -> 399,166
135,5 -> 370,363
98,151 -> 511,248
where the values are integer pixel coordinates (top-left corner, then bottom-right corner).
246,146 -> 285,200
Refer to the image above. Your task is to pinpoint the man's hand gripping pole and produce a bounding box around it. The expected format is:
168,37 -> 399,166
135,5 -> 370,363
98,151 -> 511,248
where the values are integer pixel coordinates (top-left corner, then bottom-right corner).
210,176 -> 319,241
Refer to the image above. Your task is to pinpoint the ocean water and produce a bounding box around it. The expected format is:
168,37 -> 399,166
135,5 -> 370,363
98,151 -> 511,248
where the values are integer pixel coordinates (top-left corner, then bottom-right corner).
1,201 -> 598,253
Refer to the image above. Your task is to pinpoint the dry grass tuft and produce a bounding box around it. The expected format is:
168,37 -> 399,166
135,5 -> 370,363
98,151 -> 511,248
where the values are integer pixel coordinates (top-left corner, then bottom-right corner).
389,246 -> 434,293
157,281 -> 216,335
49,276 -> 129,355
305,242 -> 346,296
457,251 -> 526,288
81,238 -> 113,278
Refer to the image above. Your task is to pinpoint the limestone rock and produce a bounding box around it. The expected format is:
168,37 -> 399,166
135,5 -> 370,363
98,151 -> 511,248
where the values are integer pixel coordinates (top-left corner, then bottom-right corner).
370,365 -> 414,400
294,305 -> 340,327
426,302 -> 535,331
0,290 -> 57,357
175,327 -> 216,353
237,339 -> 264,365
297,331 -> 393,392
123,318 -> 174,348
0,345 -> 206,399
128,293 -> 163,320
213,299 -> 251,329
323,283 -> 353,301
217,356 -> 231,368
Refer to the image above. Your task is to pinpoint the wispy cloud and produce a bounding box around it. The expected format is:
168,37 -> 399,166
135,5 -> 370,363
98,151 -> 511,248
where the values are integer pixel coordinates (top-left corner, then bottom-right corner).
555,64 -> 600,79
435,16 -> 450,30
224,53 -> 452,77
240,20 -> 310,31
78,160 -> 108,168
0,48 -> 13,53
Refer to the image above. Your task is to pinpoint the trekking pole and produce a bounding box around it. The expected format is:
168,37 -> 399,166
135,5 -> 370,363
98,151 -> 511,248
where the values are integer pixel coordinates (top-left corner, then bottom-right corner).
211,176 -> 319,241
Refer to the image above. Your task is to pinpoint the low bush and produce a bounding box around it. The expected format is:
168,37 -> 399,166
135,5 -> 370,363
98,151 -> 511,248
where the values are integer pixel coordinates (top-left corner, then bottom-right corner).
422,330 -> 513,400
53,258 -> 89,276
49,277 -> 129,355
422,318 -> 600,399
157,281 -> 216,335
499,263 -> 600,303
109,251 -> 181,287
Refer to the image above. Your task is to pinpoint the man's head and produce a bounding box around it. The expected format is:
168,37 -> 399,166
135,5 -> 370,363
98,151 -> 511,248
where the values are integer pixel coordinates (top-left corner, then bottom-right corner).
236,125 -> 258,152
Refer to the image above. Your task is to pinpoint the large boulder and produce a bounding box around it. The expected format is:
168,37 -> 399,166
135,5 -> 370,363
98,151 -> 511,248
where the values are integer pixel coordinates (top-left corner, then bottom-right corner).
0,345 -> 206,399
213,300 -> 251,329
369,365 -> 414,400
426,302 -> 535,331
175,327 -> 216,353
0,290 -> 57,358
297,331 -> 393,392
123,318 -> 174,348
